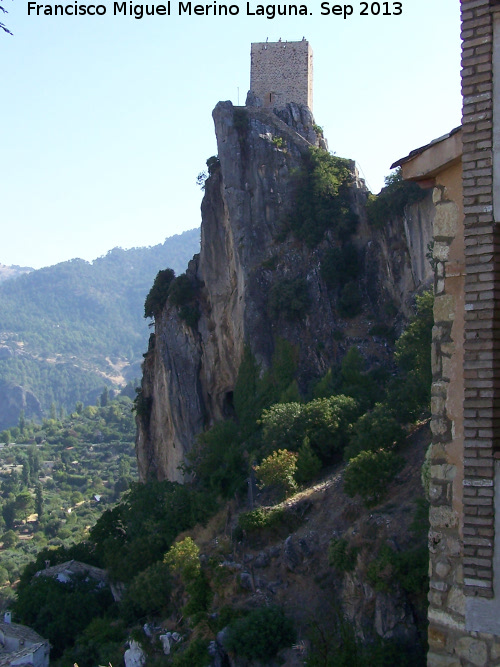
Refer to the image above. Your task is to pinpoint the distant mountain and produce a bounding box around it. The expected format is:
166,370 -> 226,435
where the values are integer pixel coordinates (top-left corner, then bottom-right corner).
0,263 -> 33,283
0,229 -> 200,430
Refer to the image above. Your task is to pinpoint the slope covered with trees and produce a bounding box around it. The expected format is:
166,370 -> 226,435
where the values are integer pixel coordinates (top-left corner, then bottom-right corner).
0,393 -> 137,608
6,289 -> 433,666
0,229 -> 199,428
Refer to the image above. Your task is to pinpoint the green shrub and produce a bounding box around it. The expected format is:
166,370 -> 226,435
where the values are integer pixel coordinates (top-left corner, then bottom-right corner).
305,616 -> 426,667
206,155 -> 220,175
125,561 -> 172,617
260,395 -> 358,464
395,291 -> 433,378
225,605 -> 295,662
259,401 -> 304,451
338,347 -> 379,411
59,617 -> 126,667
196,156 -> 220,190
168,273 -> 196,307
366,168 -> 427,228
172,638 -> 209,667
328,538 -> 359,573
312,368 -> 336,399
268,277 -> 310,321
233,107 -> 248,132
144,268 -> 176,319
255,449 -> 298,497
183,570 -> 213,619
387,290 -> 433,422
132,388 -> 152,428
287,148 -> 357,247
295,438 -> 322,485
187,420 -> 246,499
178,304 -> 200,328
233,340 -> 299,441
13,574 -> 113,659
301,395 -> 359,464
164,537 -> 200,584
209,604 -> 244,633
344,403 -> 406,461
367,541 -> 429,598
343,450 -> 404,507
89,481 -> 216,583
271,338 -> 300,395
238,506 -> 285,532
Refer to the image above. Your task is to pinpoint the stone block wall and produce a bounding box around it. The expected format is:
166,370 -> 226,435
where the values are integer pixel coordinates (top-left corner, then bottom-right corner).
426,1 -> 500,664
428,164 -> 468,667
250,40 -> 313,111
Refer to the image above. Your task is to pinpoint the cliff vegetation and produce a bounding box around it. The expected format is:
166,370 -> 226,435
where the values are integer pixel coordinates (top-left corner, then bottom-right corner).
8,100 -> 436,665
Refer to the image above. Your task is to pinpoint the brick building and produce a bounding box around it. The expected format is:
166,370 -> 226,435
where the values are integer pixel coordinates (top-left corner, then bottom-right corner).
249,39 -> 313,111
393,1 -> 500,664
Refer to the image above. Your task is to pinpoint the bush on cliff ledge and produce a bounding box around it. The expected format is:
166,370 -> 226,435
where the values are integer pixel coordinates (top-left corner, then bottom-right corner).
287,147 -> 358,247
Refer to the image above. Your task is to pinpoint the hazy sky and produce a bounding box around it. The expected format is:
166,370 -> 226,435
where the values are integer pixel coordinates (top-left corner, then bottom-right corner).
2,0 -> 461,269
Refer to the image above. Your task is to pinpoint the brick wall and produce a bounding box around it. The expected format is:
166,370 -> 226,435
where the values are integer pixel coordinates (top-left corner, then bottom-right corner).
250,40 -> 313,111
461,0 -> 497,599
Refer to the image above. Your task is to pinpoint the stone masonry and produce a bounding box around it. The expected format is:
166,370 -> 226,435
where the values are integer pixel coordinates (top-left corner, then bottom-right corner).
395,130 -> 468,666
411,1 -> 500,664
250,40 -> 313,111
394,0 -> 500,656
460,0 -> 498,605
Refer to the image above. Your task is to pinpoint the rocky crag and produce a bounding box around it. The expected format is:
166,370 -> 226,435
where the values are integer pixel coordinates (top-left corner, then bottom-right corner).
136,100 -> 434,483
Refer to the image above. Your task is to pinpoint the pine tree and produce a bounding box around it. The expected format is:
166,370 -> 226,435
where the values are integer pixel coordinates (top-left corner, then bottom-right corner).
35,483 -> 43,520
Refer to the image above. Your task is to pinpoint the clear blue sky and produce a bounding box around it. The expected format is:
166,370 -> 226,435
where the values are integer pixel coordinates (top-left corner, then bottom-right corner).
2,0 -> 461,269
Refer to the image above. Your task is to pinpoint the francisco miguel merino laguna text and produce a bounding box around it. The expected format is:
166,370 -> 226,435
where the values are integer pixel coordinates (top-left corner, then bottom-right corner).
27,0 -> 313,16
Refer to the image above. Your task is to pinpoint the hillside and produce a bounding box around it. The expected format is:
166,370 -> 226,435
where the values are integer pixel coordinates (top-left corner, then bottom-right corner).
0,229 -> 200,430
0,264 -> 33,283
8,417 -> 431,666
178,422 -> 430,666
0,393 -> 138,605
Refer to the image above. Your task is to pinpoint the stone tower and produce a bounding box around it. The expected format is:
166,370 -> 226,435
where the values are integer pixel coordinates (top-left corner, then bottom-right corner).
250,39 -> 313,111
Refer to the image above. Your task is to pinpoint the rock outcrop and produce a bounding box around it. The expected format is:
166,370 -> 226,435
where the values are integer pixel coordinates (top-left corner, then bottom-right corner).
0,380 -> 43,432
136,101 -> 434,482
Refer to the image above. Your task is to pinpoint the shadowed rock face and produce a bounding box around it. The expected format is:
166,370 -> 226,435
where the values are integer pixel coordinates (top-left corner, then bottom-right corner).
0,381 -> 43,432
136,101 -> 434,483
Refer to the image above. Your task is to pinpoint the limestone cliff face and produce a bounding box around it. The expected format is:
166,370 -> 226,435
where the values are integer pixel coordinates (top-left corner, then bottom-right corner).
136,101 -> 434,482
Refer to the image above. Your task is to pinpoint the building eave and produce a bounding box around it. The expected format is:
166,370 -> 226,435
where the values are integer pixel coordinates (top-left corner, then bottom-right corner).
391,127 -> 462,184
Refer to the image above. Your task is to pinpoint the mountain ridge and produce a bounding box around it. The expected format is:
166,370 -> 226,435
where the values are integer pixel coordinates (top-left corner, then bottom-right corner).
0,229 -> 200,431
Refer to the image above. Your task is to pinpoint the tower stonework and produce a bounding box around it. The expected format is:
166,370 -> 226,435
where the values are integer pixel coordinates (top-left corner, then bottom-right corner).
250,40 -> 313,111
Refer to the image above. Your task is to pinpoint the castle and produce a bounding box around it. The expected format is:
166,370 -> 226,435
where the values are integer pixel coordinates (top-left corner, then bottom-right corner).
249,39 -> 313,111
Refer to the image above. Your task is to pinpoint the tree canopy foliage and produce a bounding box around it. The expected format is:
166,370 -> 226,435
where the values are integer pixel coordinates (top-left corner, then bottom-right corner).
366,168 -> 427,228
286,148 -> 358,247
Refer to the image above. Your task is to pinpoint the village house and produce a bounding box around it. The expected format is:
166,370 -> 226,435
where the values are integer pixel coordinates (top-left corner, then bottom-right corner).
0,614 -> 50,667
